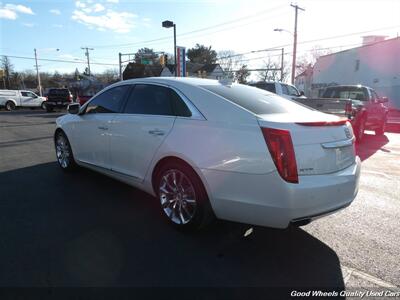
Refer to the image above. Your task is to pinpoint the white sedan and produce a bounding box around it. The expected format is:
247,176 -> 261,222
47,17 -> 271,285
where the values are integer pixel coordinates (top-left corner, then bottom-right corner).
54,77 -> 361,231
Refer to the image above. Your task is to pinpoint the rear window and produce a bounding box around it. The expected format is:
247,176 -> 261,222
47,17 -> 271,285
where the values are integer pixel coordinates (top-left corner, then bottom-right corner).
323,87 -> 367,101
202,84 -> 311,115
251,82 -> 276,93
49,89 -> 69,96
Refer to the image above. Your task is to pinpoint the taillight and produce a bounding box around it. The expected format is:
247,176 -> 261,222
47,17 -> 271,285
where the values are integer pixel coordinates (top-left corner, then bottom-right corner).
295,119 -> 348,126
261,127 -> 298,184
68,95 -> 72,102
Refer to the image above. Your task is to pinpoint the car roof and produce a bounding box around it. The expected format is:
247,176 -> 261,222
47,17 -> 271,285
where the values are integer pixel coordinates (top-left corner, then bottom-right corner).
118,77 -> 222,88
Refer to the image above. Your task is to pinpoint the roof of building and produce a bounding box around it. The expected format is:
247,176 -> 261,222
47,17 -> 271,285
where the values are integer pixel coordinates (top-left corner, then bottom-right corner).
318,36 -> 400,59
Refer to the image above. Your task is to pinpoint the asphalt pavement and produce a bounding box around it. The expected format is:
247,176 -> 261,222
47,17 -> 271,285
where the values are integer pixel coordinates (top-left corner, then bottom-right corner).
0,110 -> 399,293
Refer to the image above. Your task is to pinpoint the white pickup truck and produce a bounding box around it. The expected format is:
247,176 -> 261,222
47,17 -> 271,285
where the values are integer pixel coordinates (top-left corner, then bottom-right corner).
249,81 -> 306,101
0,90 -> 47,111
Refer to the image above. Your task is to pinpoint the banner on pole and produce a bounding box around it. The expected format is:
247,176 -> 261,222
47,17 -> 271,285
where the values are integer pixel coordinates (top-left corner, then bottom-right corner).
176,46 -> 186,77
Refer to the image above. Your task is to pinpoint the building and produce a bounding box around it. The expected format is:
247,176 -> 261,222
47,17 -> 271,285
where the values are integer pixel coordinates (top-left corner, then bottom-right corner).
311,36 -> 400,109
295,64 -> 313,97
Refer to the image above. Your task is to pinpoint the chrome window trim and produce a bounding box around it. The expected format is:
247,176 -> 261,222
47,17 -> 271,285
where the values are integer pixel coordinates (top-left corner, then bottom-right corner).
120,81 -> 206,120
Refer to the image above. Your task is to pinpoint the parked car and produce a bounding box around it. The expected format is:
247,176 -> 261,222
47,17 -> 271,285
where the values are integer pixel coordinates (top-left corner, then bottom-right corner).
76,95 -> 92,106
249,81 -> 306,100
294,85 -> 389,142
0,89 -> 47,111
54,78 -> 360,231
45,88 -> 73,112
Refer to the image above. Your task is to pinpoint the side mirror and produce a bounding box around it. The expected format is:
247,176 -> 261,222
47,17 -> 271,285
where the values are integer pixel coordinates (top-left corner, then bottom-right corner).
68,103 -> 80,114
299,91 -> 305,96
380,96 -> 388,103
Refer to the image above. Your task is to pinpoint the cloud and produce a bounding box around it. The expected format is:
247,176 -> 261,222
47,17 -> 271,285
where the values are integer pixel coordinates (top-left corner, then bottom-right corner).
72,9 -> 137,33
93,3 -> 104,12
0,3 -> 34,19
75,1 -> 86,8
49,9 -> 61,15
106,0 -> 119,3
0,8 -> 17,19
22,22 -> 34,27
4,4 -> 34,15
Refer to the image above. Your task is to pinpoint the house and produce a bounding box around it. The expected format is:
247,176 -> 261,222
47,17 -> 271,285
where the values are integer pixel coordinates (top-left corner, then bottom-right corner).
150,62 -> 225,79
311,36 -> 400,109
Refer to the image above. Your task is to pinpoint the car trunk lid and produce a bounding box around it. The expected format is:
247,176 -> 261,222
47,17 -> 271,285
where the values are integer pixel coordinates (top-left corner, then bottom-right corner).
258,111 -> 356,176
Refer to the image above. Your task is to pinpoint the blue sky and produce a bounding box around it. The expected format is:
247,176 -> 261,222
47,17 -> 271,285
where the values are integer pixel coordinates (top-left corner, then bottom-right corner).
1,0 -> 400,74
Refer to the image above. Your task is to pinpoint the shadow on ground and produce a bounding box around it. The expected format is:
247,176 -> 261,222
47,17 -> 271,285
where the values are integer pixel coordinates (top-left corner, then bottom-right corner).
0,162 -> 344,290
356,132 -> 390,161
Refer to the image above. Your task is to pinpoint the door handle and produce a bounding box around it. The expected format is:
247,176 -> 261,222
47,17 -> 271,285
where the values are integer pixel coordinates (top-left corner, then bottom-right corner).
148,129 -> 165,136
98,126 -> 108,130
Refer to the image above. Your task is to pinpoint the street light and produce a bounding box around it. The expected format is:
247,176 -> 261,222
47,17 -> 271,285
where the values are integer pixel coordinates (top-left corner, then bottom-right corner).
34,48 -> 60,96
273,28 -> 296,84
162,20 -> 176,76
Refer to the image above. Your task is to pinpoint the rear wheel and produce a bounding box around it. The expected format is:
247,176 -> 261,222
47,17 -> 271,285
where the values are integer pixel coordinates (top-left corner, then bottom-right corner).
5,101 -> 15,111
375,116 -> 386,136
155,162 -> 214,231
55,131 -> 77,171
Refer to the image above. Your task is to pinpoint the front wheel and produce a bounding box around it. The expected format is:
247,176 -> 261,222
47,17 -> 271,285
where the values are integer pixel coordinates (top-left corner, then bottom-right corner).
55,131 -> 77,171
41,102 -> 47,110
155,162 -> 215,231
375,116 -> 386,136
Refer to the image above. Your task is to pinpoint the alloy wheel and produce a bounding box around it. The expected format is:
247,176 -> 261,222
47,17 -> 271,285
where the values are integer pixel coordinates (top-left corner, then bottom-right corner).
159,169 -> 197,225
56,134 -> 71,168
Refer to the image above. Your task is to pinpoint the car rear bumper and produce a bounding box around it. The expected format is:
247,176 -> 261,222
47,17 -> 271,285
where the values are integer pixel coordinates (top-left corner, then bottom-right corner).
201,156 -> 361,228
46,102 -> 70,108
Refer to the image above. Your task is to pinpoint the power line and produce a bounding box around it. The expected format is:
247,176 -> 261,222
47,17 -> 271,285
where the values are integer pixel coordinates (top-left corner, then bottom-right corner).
217,25 -> 400,60
89,5 -> 287,49
0,55 -> 118,66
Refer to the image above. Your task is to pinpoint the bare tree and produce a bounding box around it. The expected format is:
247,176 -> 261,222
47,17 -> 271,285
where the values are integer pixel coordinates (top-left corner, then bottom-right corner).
296,45 -> 332,76
257,56 -> 290,82
217,50 -> 243,78
1,56 -> 13,89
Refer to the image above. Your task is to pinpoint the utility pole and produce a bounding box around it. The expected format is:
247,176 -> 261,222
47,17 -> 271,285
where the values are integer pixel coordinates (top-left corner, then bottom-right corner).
290,3 -> 305,84
119,52 -> 123,81
281,48 -> 284,82
81,47 -> 94,76
34,48 -> 42,96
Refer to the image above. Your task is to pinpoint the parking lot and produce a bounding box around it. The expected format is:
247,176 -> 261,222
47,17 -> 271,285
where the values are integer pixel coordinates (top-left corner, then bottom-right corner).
0,110 -> 399,290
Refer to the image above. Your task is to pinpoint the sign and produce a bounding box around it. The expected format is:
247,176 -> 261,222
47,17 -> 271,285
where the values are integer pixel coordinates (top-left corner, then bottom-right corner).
176,46 -> 186,77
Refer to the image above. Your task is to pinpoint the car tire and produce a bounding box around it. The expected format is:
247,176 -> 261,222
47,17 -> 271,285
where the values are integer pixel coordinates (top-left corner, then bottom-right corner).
54,131 -> 77,171
46,106 -> 54,113
5,101 -> 15,111
154,161 -> 215,231
375,116 -> 386,136
41,102 -> 47,110
355,118 -> 365,143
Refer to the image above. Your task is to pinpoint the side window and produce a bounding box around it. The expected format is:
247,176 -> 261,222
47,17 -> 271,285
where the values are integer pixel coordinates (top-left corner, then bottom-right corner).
281,84 -> 290,95
21,92 -> 29,97
287,85 -> 300,96
123,84 -> 174,116
27,92 -> 36,98
86,85 -> 130,114
370,89 -> 379,102
171,90 -> 192,117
